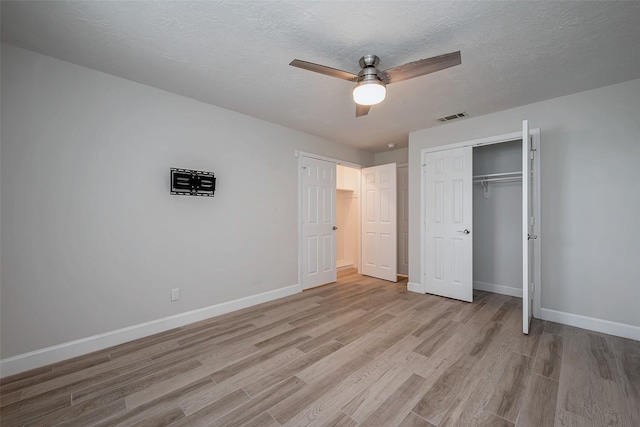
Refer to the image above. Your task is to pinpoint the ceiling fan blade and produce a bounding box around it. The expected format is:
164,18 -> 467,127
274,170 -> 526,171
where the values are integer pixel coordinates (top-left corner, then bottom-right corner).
382,51 -> 461,84
356,104 -> 371,117
289,59 -> 359,81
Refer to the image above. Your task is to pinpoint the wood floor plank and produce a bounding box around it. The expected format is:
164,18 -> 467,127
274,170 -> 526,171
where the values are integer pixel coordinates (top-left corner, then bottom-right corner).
463,320 -> 503,358
288,335 -> 426,426
2,270 -> 637,427
319,411 -> 358,427
100,376 -> 213,427
412,319 -> 461,357
397,412 -> 436,427
490,298 -> 519,324
500,318 -> 544,357
412,354 -> 481,425
210,376 -> 306,427
483,351 -> 534,422
475,411 -> 515,427
617,351 -> 640,424
0,394 -> 71,427
296,314 -> 378,353
169,389 -> 250,427
23,395 -> 125,427
589,371 -> 633,426
20,356 -> 153,401
586,332 -> 619,382
241,411 -> 279,426
333,313 -> 396,345
72,357 -> 202,405
437,340 -> 513,427
515,374 -> 558,427
52,399 -> 126,427
269,352 -> 372,424
243,340 -> 344,397
125,364 -> 219,409
544,320 -> 573,337
554,408 -> 593,427
130,407 -> 185,427
0,352 -> 111,396
556,362 -> 593,422
351,317 -> 420,359
360,373 -> 429,427
210,336 -> 309,383
533,332 -> 563,380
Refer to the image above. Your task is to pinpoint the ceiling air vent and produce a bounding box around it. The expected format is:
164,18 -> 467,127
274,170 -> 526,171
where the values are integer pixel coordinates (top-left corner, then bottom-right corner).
438,112 -> 468,122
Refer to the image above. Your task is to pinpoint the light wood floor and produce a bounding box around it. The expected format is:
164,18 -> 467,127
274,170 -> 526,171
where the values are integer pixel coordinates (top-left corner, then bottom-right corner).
1,270 -> 638,426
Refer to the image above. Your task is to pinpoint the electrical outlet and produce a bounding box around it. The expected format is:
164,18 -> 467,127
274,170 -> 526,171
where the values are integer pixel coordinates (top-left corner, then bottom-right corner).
171,288 -> 180,301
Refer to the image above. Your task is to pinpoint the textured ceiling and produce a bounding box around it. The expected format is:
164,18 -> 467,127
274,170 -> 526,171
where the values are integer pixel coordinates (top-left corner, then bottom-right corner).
2,1 -> 640,152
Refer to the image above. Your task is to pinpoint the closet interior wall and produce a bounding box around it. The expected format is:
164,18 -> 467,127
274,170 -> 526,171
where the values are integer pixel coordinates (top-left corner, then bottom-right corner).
473,140 -> 523,296
336,165 -> 360,270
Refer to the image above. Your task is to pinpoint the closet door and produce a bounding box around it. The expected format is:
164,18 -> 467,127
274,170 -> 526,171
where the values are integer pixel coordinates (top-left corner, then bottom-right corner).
397,165 -> 409,275
522,120 -> 534,334
424,147 -> 473,302
361,163 -> 397,282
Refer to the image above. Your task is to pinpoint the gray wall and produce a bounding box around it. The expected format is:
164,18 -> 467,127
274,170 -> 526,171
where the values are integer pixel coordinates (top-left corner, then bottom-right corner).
0,45 -> 374,358
409,78 -> 640,327
374,147 -> 408,165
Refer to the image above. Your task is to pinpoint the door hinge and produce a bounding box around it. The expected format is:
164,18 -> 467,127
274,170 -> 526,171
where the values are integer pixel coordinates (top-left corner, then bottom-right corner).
530,216 -> 535,226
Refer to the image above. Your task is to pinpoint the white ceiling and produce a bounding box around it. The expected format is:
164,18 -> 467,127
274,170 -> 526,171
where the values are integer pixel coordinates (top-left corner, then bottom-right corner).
2,1 -> 639,152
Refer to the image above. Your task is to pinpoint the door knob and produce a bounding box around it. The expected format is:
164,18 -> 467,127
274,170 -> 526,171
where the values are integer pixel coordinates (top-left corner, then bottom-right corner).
457,229 -> 470,234
333,226 -> 338,230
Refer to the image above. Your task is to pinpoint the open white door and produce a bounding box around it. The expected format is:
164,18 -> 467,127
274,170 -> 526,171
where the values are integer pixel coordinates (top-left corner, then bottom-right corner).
424,147 -> 473,302
301,157 -> 337,289
522,120 -> 534,334
361,163 -> 397,282
397,165 -> 409,276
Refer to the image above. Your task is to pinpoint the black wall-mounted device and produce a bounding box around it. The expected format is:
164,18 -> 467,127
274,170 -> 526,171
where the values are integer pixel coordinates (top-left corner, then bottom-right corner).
171,168 -> 216,197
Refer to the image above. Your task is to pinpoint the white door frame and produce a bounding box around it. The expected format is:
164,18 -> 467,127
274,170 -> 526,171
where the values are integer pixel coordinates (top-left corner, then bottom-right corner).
296,151 -> 363,288
419,129 -> 542,318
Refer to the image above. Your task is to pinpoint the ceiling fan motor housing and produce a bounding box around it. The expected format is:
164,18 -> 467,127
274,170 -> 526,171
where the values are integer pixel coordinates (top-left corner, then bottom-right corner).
358,55 -> 383,83
359,54 -> 380,68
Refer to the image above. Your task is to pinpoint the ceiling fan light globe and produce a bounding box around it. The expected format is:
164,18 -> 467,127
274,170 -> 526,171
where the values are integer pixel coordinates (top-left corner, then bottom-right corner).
352,81 -> 386,106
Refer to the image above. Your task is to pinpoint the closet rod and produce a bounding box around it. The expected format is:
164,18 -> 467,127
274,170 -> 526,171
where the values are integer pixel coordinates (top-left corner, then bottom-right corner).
472,171 -> 521,180
473,177 -> 522,184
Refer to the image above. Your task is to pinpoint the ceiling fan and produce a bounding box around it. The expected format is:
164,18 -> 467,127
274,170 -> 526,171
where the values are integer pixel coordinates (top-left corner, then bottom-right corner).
289,51 -> 461,117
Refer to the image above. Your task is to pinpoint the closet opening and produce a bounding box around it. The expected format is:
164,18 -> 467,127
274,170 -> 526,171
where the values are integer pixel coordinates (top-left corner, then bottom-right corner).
336,165 -> 361,271
472,140 -> 524,298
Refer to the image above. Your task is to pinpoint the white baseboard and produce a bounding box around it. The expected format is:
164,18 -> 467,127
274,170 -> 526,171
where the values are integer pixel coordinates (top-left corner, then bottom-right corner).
540,308 -> 640,341
0,284 -> 301,378
473,281 -> 522,298
407,281 -> 424,294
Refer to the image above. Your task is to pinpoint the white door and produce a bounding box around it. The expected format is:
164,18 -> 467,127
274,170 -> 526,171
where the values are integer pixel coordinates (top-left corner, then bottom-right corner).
522,120 -> 533,334
424,147 -> 473,302
301,157 -> 337,289
361,163 -> 397,282
397,166 -> 409,275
